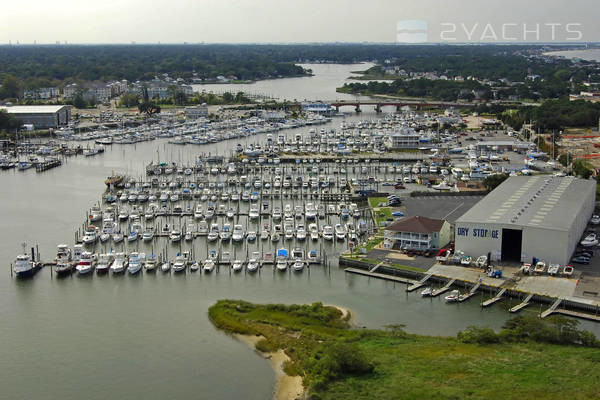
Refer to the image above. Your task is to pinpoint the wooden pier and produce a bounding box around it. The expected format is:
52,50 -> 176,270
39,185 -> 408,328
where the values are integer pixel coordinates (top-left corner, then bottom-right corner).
481,288 -> 507,307
406,273 -> 432,292
509,293 -> 534,313
540,298 -> 563,318
36,159 -> 62,172
345,267 -> 416,285
458,282 -> 481,302
431,278 -> 456,297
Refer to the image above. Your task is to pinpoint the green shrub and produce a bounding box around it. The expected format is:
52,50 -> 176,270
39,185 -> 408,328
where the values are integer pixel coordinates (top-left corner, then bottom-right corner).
457,326 -> 500,344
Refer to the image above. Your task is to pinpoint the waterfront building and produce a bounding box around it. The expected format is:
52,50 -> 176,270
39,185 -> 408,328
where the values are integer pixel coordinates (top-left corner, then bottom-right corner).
387,127 -> 420,149
384,216 -> 451,251
455,176 -> 595,265
185,103 -> 208,119
0,105 -> 71,129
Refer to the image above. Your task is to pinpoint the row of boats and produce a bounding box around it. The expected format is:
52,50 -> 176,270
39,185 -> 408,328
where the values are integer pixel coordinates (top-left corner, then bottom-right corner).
52,245 -> 319,276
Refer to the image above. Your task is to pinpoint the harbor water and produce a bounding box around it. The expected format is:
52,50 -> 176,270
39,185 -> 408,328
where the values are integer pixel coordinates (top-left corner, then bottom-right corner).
2,64 -> 599,400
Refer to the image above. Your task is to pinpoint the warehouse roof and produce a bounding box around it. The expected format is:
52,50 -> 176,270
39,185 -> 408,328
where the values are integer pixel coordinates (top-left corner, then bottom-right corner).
386,216 -> 446,234
0,105 -> 69,114
456,175 -> 595,231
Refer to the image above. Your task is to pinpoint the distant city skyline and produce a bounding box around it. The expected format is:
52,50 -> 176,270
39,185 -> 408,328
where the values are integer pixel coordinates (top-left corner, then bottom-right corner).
1,0 -> 598,44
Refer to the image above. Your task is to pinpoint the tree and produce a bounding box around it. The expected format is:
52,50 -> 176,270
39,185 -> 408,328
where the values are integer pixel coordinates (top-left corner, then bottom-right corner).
119,92 -> 140,107
483,174 -> 508,191
138,102 -> 161,116
222,92 -> 234,103
0,110 -> 21,131
72,93 -> 87,109
0,74 -> 21,99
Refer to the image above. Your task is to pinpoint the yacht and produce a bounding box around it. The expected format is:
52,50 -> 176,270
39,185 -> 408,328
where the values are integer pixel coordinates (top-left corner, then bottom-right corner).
231,259 -> 244,272
197,220 -> 209,236
309,223 -> 319,241
207,224 -> 219,242
144,254 -> 158,271
173,253 -> 188,273
13,253 -> 38,277
202,258 -> 215,273
82,226 -> 98,245
334,224 -> 346,240
142,226 -> 155,242
296,224 -> 307,241
96,253 -> 115,274
110,253 -> 127,273
170,229 -> 182,242
54,244 -> 73,275
220,223 -> 232,241
322,225 -> 334,241
76,252 -> 97,275
232,225 -> 245,242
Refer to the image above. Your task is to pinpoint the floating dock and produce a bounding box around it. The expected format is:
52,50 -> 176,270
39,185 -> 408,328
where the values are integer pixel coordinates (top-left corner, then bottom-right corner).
509,293 -> 534,313
481,288 -> 507,307
406,273 -> 432,292
458,282 -> 481,302
540,298 -> 563,318
431,278 -> 456,297
344,268 -> 416,285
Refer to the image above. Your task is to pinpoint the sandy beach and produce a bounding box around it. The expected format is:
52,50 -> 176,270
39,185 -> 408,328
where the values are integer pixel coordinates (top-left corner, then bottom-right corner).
234,333 -> 304,400
233,305 -> 352,400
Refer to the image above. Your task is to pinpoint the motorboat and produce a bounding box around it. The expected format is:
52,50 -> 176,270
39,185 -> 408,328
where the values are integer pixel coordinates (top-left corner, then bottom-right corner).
110,253 -> 127,273
142,227 -> 155,242
13,253 -> 39,277
170,229 -> 182,242
82,226 -> 98,245
322,225 -> 334,241
562,264 -> 574,276
96,253 -> 115,274
309,223 -> 319,241
202,258 -> 215,273
296,224 -> 307,241
334,224 -> 346,240
520,263 -> 532,275
127,252 -> 144,275
89,206 -> 103,222
421,287 -> 433,297
534,261 -> 546,274
247,231 -> 257,242
145,254 -> 158,271
220,223 -> 232,241
54,244 -> 73,275
276,248 -> 289,271
591,215 -> 600,225
460,255 -> 472,266
292,259 -> 305,271
190,260 -> 200,272
112,231 -> 124,243
160,260 -> 171,272
444,290 -> 460,303
232,224 -> 245,242
547,263 -> 560,276
173,253 -> 188,272
246,257 -> 259,272
207,224 -> 219,242
475,255 -> 487,268
76,251 -> 97,275
232,259 -> 244,272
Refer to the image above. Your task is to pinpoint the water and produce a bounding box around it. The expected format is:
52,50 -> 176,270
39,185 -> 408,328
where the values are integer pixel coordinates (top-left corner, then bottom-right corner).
544,49 -> 600,62
2,64 -> 598,399
192,62 -> 376,101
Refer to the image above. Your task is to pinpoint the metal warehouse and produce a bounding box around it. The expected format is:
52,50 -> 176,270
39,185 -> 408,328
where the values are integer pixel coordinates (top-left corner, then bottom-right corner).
0,105 -> 71,129
454,175 -> 595,266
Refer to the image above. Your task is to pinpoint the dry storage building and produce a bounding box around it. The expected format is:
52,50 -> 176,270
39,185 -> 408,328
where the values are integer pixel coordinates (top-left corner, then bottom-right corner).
454,176 -> 595,265
0,105 -> 71,129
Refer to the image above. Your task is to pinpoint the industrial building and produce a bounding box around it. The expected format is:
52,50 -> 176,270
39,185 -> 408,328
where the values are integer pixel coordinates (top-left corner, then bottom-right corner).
454,175 -> 595,266
0,105 -> 71,129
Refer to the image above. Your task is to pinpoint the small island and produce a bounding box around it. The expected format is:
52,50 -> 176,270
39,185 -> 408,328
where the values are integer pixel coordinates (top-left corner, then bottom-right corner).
210,300 -> 600,400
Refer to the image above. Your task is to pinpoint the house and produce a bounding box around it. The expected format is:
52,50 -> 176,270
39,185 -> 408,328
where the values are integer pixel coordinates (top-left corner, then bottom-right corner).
387,127 -> 420,149
383,216 -> 451,250
184,103 -> 208,119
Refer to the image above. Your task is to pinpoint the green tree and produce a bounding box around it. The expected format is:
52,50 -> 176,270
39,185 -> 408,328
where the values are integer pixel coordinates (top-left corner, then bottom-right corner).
0,74 -> 21,99
119,92 -> 140,107
72,93 -> 87,109
483,174 -> 508,191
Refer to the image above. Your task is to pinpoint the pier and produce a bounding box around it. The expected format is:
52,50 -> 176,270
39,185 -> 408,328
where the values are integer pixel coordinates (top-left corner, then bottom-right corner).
344,267 -> 416,285
509,293 -> 534,313
431,278 -> 456,297
540,298 -> 563,318
481,288 -> 507,307
407,273 -> 432,292
458,282 -> 481,302
36,158 -> 62,172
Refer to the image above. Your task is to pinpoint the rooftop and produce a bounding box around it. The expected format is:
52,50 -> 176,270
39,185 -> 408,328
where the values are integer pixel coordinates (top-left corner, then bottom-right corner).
386,215 -> 446,234
456,176 -> 595,231
0,105 -> 69,114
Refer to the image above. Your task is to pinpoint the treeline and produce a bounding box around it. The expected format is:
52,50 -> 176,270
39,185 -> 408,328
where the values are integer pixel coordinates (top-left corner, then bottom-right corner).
119,90 -> 251,108
499,98 -> 600,131
339,79 -> 493,101
0,110 -> 21,132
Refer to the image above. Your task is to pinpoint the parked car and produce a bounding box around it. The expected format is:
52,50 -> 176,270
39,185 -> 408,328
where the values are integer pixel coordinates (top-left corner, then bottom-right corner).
394,184 -> 406,189
571,256 -> 591,264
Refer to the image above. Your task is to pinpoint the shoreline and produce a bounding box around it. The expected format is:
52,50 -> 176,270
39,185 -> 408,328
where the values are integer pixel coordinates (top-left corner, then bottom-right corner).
232,305 -> 352,400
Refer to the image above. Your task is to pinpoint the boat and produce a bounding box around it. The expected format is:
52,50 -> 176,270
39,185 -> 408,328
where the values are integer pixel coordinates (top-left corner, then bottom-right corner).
207,224 -> 219,242
291,248 -> 305,271
547,263 -> 560,276
82,226 -> 98,245
127,252 -> 144,274
562,264 -> 574,276
322,225 -> 334,241
475,255 -> 487,268
170,229 -> 182,242
296,224 -> 307,241
105,174 -> 124,188
309,223 -> 319,241
13,252 -> 39,278
220,223 -> 232,241
54,244 -> 73,275
421,287 -> 433,297
145,254 -> 158,271
231,260 -> 244,272
580,233 -> 598,247
232,224 -> 245,242
460,255 -> 472,266
202,258 -> 215,273
76,251 -> 97,275
246,257 -> 260,272
190,260 -> 200,272
89,206 -> 103,222
110,253 -> 127,273
444,289 -> 460,303
534,261 -> 546,274
112,231 -> 124,243
173,253 -> 188,273
591,215 -> 600,225
160,260 -> 171,272
520,263 -> 532,275
276,248 -> 289,271
96,253 -> 115,274
142,226 -> 155,242
334,224 -> 346,240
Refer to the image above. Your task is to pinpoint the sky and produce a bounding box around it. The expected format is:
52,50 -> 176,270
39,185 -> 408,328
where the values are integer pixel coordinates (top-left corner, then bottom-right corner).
1,0 -> 598,44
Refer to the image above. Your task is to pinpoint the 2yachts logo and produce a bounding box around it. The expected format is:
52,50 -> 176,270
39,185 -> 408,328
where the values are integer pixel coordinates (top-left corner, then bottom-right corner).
397,21 -> 584,42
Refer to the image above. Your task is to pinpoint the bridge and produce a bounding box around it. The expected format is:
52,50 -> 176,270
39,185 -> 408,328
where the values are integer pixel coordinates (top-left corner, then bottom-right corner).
329,100 -> 475,113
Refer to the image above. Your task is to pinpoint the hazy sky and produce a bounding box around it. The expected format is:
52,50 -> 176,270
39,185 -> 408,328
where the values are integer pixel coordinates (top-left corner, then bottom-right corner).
1,0 -> 598,43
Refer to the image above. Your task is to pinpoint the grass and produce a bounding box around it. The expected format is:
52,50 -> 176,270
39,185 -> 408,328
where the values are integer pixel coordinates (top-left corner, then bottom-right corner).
210,300 -> 600,400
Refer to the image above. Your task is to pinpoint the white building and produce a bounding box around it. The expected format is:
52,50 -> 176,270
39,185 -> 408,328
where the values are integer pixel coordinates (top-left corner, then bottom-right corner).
384,216 -> 452,250
185,103 -> 208,119
0,105 -> 71,129
454,176 -> 595,265
387,127 -> 420,149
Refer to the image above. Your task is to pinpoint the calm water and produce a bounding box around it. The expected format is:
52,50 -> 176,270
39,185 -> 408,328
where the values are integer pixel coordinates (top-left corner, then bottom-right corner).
545,48 -> 600,62
2,65 -> 598,400
192,63 -> 376,102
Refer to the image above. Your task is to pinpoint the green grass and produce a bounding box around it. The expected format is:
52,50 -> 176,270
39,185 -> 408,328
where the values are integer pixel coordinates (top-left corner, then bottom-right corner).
209,300 -> 600,400
368,197 -> 388,209
388,263 -> 424,273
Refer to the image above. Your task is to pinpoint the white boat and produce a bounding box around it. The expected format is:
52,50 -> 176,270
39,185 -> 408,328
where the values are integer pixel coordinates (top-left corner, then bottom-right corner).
170,229 -> 182,242
55,244 -> 74,275
247,231 -> 257,242
160,260 -> 171,272
548,263 -> 560,276
13,253 -> 38,277
96,253 -> 115,274
334,224 -> 346,240
232,224 -> 245,242
292,259 -> 305,271
580,233 -> 598,247
249,207 -> 259,220
232,260 -> 244,272
475,255 -> 487,268
173,254 -> 188,273
246,258 -> 259,272
145,254 -> 158,271
142,227 -> 154,242
444,290 -> 460,303
207,224 -> 219,242
591,215 -> 600,225
421,287 -> 433,297
309,223 -> 319,241
127,252 -> 144,274
322,225 -> 334,241
534,261 -> 546,274
433,181 -> 453,191
202,259 -> 215,273
110,253 -> 127,273
562,264 -> 574,276
190,261 -> 200,272
76,252 -> 97,274
296,224 -> 307,241
220,223 -> 232,241
89,206 -> 103,222
112,231 -> 124,243
82,226 -> 98,245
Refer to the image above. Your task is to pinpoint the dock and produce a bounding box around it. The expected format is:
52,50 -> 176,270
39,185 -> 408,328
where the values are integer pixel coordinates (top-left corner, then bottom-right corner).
36,159 -> 62,172
406,273 -> 432,292
345,268 -> 416,285
553,309 -> 600,322
509,293 -> 534,313
431,278 -> 456,297
481,287 -> 507,307
458,282 -> 481,302
540,298 -> 563,318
